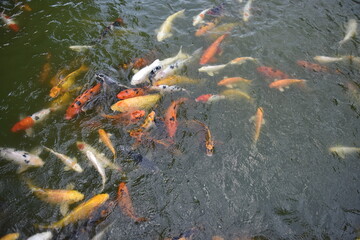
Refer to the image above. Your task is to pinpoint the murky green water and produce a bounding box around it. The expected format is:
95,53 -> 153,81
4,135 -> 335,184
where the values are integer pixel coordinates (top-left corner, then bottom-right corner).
0,0 -> 360,239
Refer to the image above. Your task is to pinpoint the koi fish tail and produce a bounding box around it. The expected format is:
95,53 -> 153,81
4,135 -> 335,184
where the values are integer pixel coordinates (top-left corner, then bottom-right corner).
134,217 -> 148,223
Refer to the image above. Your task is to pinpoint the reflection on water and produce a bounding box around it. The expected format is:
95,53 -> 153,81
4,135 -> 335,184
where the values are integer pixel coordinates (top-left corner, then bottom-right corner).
0,0 -> 360,239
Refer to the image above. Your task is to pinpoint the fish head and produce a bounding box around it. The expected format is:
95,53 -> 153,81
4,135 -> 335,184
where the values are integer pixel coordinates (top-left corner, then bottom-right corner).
72,191 -> 85,202
73,163 -> 84,173
49,86 -> 61,98
76,142 -> 86,151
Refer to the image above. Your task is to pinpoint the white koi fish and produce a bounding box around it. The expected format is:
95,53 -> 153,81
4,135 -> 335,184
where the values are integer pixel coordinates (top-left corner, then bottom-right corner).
329,146 -> 360,159
243,0 -> 253,22
43,146 -> 83,173
0,147 -> 44,173
193,8 -> 210,26
131,59 -> 160,85
339,19 -> 358,45
159,46 -> 189,66
198,64 -> 228,76
69,45 -> 94,52
157,9 -> 185,42
27,231 -> 53,240
149,85 -> 190,95
313,55 -> 347,64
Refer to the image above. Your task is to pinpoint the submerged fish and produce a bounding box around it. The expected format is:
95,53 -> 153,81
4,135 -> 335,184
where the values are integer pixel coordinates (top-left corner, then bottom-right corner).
149,85 -> 190,95
195,94 -> 226,103
195,18 -> 220,37
297,60 -> 339,73
98,129 -> 116,160
43,146 -> 83,173
129,111 -> 156,140
27,181 -> 84,215
220,89 -> 253,102
198,63 -> 228,76
200,33 -> 228,65
153,75 -> 201,86
269,79 -> 307,92
192,120 -> 214,156
27,232 -> 52,240
0,147 -> 44,173
11,108 -> 52,133
0,12 -> 19,32
193,8 -> 211,26
313,55 -> 347,64
157,9 -> 185,42
111,94 -> 161,112
339,19 -> 358,45
39,53 -> 52,83
257,66 -> 290,80
0,233 -> 19,240
36,193 -> 109,229
217,76 -> 252,88
165,98 -> 188,138
69,45 -> 94,52
329,146 -> 360,159
243,0 -> 253,22
117,182 -> 147,222
250,107 -> 265,144
98,18 -> 126,43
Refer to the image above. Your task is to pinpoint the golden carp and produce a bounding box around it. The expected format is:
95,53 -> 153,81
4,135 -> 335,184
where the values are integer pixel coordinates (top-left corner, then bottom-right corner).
0,233 -> 19,240
98,129 -> 116,160
111,94 -> 161,112
154,75 -> 201,86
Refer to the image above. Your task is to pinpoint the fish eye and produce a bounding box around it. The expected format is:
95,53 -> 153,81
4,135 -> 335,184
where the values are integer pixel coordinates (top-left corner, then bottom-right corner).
170,65 -> 175,69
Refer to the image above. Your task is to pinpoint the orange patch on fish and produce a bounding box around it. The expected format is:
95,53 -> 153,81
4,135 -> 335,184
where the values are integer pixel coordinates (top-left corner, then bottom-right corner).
296,60 -> 340,74
116,88 -> 147,100
11,117 -> 34,132
195,18 -> 220,36
269,79 -> 307,91
165,98 -> 188,138
199,34 -> 228,65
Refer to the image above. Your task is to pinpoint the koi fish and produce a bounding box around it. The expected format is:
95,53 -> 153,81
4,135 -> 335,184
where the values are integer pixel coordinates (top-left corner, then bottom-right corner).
98,18 -> 126,43
149,85 -> 190,95
11,108 -> 52,133
198,63 -> 228,76
205,22 -> 241,39
157,9 -> 185,42
165,98 -> 188,138
111,94 -> 161,112
195,94 -> 225,103
269,79 -> 307,92
229,57 -> 257,65
49,67 -> 69,87
98,129 -> 116,160
20,4 -> 32,12
76,141 -> 122,172
129,111 -> 156,140
195,18 -> 220,37
0,13 -> 19,32
65,83 -> 102,120
153,75 -> 201,86
256,66 -> 290,80
102,110 -> 146,125
26,181 -> 84,216
159,46 -> 189,67
117,182 -> 147,222
0,147 -> 44,173
313,55 -> 348,63
217,76 -> 252,88
27,232 -> 52,240
329,146 -> 360,159
192,120 -> 214,156
296,60 -> 339,73
69,45 -> 94,52
220,89 -> 253,102
250,107 -> 265,144
43,146 -> 83,173
200,33 -> 228,65
193,8 -> 211,26
339,19 -> 357,45
48,91 -> 74,110
243,0 -> 253,22
39,53 -> 52,83
0,233 -> 19,240
131,59 -> 160,85
36,193 -> 109,229
50,64 -> 89,98
207,3 -> 225,16
116,87 -> 148,100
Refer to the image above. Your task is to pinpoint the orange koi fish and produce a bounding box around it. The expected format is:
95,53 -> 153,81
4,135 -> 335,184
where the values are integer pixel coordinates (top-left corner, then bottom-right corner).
11,108 -> 52,133
217,77 -> 252,88
195,18 -> 220,36
39,53 -> 52,83
117,182 -> 147,222
195,94 -> 225,103
268,79 -> 307,92
199,33 -> 228,65
257,66 -> 290,80
165,98 -> 188,138
0,233 -> 19,240
193,120 -> 214,156
0,13 -> 19,32
98,129 -> 116,160
250,107 -> 265,144
129,111 -> 156,140
116,87 -> 148,100
102,110 -> 145,125
65,83 -> 102,120
296,60 -> 340,74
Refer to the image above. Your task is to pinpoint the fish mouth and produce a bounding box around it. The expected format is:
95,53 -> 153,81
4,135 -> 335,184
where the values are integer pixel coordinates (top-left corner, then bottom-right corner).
76,142 -> 85,150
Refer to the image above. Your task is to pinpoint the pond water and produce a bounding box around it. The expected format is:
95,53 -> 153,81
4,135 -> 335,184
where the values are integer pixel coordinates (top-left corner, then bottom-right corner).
0,0 -> 360,239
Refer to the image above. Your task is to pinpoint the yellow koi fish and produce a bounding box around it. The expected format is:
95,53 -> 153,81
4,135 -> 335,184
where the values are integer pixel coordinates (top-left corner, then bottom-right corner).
111,94 -> 161,112
153,75 -> 201,86
36,193 -> 109,229
157,9 -> 185,41
98,129 -> 116,160
250,107 -> 265,144
0,233 -> 19,240
220,89 -> 253,102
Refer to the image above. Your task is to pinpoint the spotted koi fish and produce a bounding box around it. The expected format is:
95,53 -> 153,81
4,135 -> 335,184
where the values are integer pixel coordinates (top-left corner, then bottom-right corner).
116,87 -> 148,100
65,83 -> 102,120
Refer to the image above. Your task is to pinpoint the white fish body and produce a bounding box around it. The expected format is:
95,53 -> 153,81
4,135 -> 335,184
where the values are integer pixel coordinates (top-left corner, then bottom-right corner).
160,46 -> 189,66
313,56 -> 346,64
339,19 -> 358,45
157,9 -> 185,42
0,12 -> 16,26
193,8 -> 210,26
329,146 -> 360,159
69,45 -> 94,52
27,231 -> 53,240
243,0 -> 253,22
198,64 -> 228,76
43,146 -> 83,173
131,59 -> 160,85
86,150 -> 106,192
0,147 -> 44,173
149,85 -> 190,94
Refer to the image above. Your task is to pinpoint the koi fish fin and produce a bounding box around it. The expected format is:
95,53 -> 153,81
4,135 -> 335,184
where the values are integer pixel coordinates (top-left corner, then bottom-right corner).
25,127 -> 34,137
17,165 -> 30,174
60,203 -> 69,216
334,151 -> 345,159
206,72 -> 215,76
64,166 -> 71,171
279,87 -> 284,92
135,217 -> 148,223
249,115 -> 255,122
30,146 -> 43,156
262,119 -> 266,125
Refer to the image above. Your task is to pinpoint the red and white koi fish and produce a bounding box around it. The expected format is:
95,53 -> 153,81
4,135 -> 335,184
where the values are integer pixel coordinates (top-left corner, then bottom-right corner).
193,8 -> 211,26
11,108 -> 52,134
0,12 -> 19,32
243,0 -> 253,22
65,83 -> 102,120
195,94 -> 225,103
